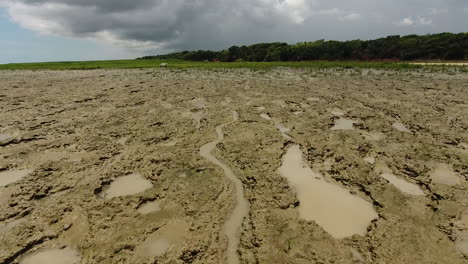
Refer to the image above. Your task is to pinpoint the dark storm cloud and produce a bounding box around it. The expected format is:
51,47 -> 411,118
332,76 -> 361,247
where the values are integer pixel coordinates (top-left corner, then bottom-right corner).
10,0 -> 157,12
2,0 -> 467,53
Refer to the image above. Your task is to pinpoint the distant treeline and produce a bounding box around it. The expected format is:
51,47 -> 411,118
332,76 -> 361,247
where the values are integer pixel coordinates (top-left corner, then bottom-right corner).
139,33 -> 468,62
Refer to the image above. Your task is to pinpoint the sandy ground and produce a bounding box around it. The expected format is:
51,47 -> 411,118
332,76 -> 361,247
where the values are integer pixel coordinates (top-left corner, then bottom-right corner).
0,68 -> 468,264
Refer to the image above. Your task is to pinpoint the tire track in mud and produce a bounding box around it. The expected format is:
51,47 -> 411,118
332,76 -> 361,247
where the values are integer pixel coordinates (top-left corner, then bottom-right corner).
199,110 -> 250,264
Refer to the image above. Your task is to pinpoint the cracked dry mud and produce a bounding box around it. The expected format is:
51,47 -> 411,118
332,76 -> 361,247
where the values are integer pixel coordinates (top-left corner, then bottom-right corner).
0,68 -> 468,264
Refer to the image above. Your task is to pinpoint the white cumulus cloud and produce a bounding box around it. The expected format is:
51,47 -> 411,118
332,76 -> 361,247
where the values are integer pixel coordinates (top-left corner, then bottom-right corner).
398,16 -> 433,26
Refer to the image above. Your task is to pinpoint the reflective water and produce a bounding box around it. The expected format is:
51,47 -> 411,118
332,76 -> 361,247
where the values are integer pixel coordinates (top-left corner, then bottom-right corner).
20,248 -> 81,264
0,134 -> 12,141
0,169 -> 33,187
392,122 -> 411,133
135,220 -> 189,258
430,164 -> 460,186
260,114 -> 271,120
103,173 -> 153,199
331,118 -> 356,131
199,111 -> 249,264
138,201 -> 161,215
279,145 -> 378,239
363,157 -> 375,164
381,173 -> 424,196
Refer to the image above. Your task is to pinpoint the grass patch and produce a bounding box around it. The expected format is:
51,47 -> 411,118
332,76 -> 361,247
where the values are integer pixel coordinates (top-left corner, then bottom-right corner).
0,59 -> 465,71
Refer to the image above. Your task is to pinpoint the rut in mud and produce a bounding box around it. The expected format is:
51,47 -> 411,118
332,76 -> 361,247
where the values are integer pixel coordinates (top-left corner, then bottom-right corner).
199,111 -> 250,264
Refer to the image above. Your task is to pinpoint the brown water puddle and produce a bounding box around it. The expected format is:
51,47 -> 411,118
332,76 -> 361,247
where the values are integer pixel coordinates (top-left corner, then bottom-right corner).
331,118 -> 356,131
103,173 -> 153,199
0,134 -> 12,141
380,173 -> 424,196
199,111 -> 249,264
279,145 -> 378,239
256,106 -> 266,111
135,220 -> 189,258
259,113 -> 271,120
0,188 -> 13,204
275,122 -> 291,140
138,201 -> 161,215
430,164 -> 461,186
259,114 -> 291,139
392,122 -> 411,133
19,248 -> 81,264
0,169 -> 33,187
455,214 -> 468,256
363,157 -> 375,164
456,239 -> 468,256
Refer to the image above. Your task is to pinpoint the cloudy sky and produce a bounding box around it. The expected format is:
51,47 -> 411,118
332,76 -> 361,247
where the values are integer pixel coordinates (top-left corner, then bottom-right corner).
1,0 -> 467,63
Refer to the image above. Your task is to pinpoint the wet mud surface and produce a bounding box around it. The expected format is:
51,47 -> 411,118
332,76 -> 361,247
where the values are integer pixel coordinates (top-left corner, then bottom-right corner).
0,68 -> 467,263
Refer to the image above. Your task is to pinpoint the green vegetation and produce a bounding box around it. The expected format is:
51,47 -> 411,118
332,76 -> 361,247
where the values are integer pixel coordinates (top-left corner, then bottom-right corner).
142,33 -> 468,62
1,33 -> 466,71
0,59 -> 427,70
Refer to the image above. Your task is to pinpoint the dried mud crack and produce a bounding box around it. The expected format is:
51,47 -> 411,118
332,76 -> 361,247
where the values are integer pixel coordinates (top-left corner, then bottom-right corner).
200,111 -> 250,264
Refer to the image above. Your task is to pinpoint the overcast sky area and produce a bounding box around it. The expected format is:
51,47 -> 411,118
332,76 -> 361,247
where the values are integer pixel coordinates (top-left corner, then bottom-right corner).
1,0 -> 467,63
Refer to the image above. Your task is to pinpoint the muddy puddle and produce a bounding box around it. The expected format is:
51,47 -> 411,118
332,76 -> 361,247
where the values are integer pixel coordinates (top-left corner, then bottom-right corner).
138,200 -> 161,215
0,169 -> 33,187
380,173 -> 424,196
455,214 -> 468,256
259,113 -> 271,120
20,248 -> 81,264
260,113 -> 290,139
138,239 -> 170,257
0,134 -> 12,141
275,122 -> 291,140
363,157 -> 375,164
103,173 -> 153,199
200,111 -> 249,264
392,122 -> 411,132
430,164 -> 461,186
331,118 -> 356,131
135,220 -> 189,258
0,188 -> 13,204
279,145 -> 378,239
456,239 -> 468,256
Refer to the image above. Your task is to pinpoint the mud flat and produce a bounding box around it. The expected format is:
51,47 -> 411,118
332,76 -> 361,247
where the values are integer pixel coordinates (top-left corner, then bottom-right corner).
0,68 -> 467,264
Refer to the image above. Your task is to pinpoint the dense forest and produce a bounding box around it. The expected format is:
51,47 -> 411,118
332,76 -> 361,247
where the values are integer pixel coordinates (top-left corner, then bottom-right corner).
139,33 -> 468,62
